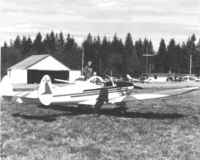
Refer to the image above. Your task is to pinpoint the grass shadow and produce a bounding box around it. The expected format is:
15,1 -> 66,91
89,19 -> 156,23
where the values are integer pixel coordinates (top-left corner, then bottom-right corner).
36,105 -> 185,120
123,112 -> 184,119
38,105 -> 94,115
12,113 -> 59,122
100,108 -> 185,119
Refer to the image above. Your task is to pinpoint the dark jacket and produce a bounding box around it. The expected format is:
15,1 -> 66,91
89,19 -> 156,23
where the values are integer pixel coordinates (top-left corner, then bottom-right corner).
97,87 -> 108,103
83,66 -> 93,80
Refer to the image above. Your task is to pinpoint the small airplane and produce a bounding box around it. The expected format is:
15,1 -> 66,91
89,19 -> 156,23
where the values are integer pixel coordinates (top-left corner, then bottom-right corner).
1,75 -> 199,115
126,74 -> 140,83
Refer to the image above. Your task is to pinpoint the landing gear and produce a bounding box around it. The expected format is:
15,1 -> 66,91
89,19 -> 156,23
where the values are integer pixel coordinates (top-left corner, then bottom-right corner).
117,102 -> 127,115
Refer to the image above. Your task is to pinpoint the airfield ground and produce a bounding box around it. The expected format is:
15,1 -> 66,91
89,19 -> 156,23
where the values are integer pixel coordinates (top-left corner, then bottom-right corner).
1,82 -> 200,160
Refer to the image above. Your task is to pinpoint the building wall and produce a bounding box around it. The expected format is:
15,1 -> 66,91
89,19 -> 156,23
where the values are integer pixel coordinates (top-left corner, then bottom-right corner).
69,70 -> 81,81
8,69 -> 27,84
28,56 -> 69,71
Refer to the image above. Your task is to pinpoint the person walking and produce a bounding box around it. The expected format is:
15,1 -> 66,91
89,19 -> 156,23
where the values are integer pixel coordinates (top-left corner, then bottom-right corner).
93,82 -> 108,117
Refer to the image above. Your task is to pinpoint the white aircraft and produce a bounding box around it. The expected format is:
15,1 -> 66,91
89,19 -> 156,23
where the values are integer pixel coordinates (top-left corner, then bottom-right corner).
1,75 -> 199,115
126,74 -> 140,83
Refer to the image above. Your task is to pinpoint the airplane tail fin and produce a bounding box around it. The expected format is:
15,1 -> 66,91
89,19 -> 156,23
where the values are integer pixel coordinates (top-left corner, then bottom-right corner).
126,74 -> 143,91
126,74 -> 132,80
0,75 -> 13,99
38,75 -> 53,106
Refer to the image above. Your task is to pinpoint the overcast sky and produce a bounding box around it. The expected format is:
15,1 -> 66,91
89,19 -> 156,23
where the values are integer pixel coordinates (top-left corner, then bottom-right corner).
0,0 -> 199,49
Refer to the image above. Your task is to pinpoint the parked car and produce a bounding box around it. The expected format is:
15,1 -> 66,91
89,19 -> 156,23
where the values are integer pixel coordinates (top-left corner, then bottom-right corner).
195,76 -> 200,82
183,75 -> 196,82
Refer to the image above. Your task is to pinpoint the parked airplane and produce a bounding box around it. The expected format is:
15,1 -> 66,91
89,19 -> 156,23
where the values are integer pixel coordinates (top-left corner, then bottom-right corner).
1,75 -> 199,115
126,74 -> 140,83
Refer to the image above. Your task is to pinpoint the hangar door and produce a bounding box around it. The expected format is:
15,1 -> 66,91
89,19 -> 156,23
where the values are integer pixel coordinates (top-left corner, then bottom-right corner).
27,70 -> 69,84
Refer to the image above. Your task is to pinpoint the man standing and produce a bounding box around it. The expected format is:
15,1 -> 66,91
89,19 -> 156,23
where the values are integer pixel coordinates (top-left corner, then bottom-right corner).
83,61 -> 93,80
93,82 -> 108,117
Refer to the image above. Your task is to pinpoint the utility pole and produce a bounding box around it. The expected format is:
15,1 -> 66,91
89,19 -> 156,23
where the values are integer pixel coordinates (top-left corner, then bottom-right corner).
189,42 -> 193,75
146,44 -> 148,74
99,57 -> 102,76
189,54 -> 192,75
81,46 -> 84,76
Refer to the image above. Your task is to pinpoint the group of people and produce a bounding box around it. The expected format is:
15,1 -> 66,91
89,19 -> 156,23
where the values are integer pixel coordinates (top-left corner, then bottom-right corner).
83,61 -> 108,117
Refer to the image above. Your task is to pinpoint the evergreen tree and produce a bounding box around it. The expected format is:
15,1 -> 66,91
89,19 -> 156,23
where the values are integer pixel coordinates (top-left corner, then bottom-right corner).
82,33 -> 94,63
155,39 -> 167,72
65,34 -> 77,50
179,42 -> 190,73
21,36 -> 27,57
3,42 -> 8,49
193,37 -> 200,74
124,33 -> 134,57
124,33 -> 139,75
109,34 -> 124,76
10,40 -> 13,47
100,36 -> 111,75
111,34 -> 124,55
43,33 -> 51,53
57,31 -> 65,49
167,39 -> 177,73
33,32 -> 43,53
49,31 -> 56,53
92,36 -> 101,72
13,35 -> 21,49
135,38 -> 144,58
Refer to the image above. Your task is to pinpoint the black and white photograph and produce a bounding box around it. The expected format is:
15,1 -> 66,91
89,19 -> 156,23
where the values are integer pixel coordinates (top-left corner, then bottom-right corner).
0,0 -> 200,159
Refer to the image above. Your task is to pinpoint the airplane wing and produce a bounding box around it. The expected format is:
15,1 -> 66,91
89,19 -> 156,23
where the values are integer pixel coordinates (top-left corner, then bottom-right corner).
78,99 -> 97,106
2,91 -> 40,104
54,78 -> 76,84
109,87 -> 199,104
73,87 -> 199,106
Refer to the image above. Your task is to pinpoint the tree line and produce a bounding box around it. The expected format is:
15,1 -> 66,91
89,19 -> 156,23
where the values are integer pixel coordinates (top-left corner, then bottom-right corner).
1,31 -> 200,77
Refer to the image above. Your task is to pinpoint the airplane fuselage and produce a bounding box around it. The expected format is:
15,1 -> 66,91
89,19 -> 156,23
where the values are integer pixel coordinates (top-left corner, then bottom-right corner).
50,81 -> 133,105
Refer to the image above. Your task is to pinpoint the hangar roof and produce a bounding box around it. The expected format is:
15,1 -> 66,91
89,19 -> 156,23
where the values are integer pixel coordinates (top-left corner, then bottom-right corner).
8,54 -> 70,70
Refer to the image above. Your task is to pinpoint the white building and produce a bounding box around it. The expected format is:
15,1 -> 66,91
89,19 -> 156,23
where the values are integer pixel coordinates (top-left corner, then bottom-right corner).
7,54 -> 81,84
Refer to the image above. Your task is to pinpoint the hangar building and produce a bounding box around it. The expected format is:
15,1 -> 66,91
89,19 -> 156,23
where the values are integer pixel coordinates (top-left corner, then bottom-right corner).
7,54 -> 80,84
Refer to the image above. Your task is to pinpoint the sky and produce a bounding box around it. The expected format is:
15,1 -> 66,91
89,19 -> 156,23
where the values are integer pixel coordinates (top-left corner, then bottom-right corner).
0,0 -> 199,50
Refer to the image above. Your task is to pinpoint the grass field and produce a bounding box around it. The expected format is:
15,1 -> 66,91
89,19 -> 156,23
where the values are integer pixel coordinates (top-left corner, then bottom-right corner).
1,82 -> 200,160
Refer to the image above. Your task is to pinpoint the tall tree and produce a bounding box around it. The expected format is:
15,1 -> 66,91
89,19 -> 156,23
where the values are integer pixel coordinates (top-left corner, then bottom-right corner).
43,33 -> 51,53
13,35 -> 21,49
124,33 -> 139,75
33,32 -> 43,53
167,39 -> 177,73
3,42 -> 8,49
135,38 -> 144,58
186,34 -> 196,74
155,39 -> 167,72
100,36 -> 111,75
82,33 -> 94,63
111,34 -> 124,55
57,31 -> 65,49
49,31 -> 56,53
65,33 -> 77,50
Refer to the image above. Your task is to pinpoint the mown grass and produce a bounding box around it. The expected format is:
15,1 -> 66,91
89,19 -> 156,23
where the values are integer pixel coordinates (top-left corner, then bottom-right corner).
1,83 -> 200,160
